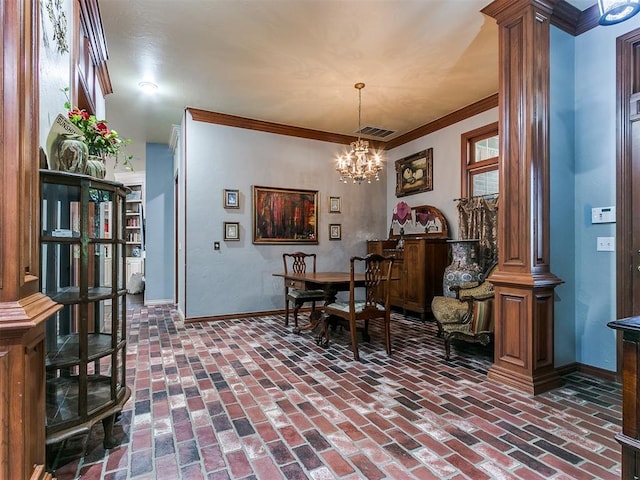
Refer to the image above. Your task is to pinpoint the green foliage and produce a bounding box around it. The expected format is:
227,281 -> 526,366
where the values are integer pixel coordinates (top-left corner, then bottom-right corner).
62,87 -> 133,169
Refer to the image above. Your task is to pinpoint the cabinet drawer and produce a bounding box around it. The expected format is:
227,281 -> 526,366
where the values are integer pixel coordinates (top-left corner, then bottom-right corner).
287,280 -> 306,290
383,249 -> 403,260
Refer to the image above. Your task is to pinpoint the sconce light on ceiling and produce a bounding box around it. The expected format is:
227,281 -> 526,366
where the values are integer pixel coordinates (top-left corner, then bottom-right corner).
598,0 -> 640,25
138,81 -> 159,93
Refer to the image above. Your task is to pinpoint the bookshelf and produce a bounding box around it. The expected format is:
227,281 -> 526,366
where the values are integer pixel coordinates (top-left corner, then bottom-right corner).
40,170 -> 130,450
115,172 -> 145,292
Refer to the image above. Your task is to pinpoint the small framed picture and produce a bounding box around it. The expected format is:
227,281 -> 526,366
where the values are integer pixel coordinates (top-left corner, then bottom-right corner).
328,196 -> 341,213
224,189 -> 240,209
224,222 -> 240,241
329,224 -> 341,240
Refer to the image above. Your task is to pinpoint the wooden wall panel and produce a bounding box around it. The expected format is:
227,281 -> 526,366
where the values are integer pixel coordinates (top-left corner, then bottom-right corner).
500,293 -> 527,364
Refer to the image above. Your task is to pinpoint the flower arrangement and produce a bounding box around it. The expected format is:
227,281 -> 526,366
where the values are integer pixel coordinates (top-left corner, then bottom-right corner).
63,88 -> 132,168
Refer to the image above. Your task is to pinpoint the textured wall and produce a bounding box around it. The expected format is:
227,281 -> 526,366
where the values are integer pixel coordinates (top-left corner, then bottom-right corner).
182,114 -> 387,317
572,15 -> 640,371
145,143 -> 175,303
385,108 -> 499,239
550,26 -> 577,367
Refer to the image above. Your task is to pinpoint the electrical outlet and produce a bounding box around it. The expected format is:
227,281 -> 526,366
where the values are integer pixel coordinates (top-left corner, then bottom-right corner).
596,236 -> 615,252
214,241 -> 220,251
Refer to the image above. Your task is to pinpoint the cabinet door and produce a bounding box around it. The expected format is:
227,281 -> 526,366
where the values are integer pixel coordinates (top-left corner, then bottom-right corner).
126,258 -> 144,282
389,259 -> 404,306
403,240 -> 426,309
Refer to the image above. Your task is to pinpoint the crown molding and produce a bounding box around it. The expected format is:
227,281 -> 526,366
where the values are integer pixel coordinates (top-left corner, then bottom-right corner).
188,93 -> 499,151
384,94 -> 499,150
188,108 -> 359,146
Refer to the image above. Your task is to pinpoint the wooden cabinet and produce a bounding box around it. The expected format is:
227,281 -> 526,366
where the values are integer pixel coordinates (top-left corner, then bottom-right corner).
607,317 -> 640,479
40,170 -> 130,450
368,238 -> 449,320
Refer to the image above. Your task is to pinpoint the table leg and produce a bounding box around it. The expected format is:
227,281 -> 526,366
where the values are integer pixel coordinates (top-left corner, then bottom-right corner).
292,285 -> 338,335
292,309 -> 324,334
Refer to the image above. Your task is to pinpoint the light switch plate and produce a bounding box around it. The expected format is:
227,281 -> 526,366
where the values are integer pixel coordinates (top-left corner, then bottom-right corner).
597,236 -> 615,251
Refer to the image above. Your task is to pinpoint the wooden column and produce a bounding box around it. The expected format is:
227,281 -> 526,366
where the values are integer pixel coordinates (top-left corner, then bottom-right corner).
481,0 -> 563,395
0,0 -> 62,478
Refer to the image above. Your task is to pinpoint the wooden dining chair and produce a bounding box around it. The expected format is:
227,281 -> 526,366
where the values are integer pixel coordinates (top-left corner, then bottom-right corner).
282,252 -> 325,328
323,254 -> 394,361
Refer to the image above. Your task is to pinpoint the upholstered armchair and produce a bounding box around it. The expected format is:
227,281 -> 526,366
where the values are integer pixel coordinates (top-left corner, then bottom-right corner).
431,263 -> 496,360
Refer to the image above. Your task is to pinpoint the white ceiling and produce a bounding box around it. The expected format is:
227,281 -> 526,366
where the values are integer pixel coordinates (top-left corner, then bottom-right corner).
98,0 -> 594,145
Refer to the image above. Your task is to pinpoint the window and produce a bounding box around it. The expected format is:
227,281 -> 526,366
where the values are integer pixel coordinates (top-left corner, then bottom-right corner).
461,122 -> 499,197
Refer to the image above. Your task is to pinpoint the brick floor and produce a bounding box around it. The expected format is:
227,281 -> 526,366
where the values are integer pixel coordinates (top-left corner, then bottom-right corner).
48,302 -> 622,479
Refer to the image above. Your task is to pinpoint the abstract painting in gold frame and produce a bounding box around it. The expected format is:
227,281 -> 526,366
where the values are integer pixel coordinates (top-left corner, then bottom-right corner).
252,186 -> 318,244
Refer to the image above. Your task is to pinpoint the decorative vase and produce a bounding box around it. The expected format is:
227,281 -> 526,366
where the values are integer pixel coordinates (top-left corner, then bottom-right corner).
51,135 -> 88,173
442,239 -> 483,298
85,155 -> 106,179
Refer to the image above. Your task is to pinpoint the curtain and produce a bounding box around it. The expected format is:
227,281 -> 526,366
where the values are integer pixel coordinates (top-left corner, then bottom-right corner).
456,195 -> 498,272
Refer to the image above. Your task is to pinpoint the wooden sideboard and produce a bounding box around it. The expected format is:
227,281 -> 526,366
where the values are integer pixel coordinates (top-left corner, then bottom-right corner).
607,317 -> 640,479
367,238 -> 449,320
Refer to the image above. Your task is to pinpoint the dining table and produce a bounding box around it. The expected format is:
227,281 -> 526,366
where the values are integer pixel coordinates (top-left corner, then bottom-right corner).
272,271 -> 367,338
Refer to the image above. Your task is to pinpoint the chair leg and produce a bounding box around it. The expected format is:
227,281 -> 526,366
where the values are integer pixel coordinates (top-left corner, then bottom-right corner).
384,316 -> 391,356
349,316 -> 359,361
444,334 -> 452,361
318,313 -> 330,347
284,299 -> 290,327
363,319 -> 370,343
293,301 -> 301,328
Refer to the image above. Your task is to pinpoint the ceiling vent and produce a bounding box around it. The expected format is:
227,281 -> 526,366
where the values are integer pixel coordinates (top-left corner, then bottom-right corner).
356,126 -> 395,138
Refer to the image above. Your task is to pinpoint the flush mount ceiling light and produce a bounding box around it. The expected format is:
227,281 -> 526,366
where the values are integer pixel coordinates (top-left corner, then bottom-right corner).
138,81 -> 158,93
598,0 -> 640,25
335,83 -> 383,184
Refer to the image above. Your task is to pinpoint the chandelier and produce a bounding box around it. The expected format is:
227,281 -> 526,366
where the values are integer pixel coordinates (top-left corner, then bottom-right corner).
336,83 -> 383,184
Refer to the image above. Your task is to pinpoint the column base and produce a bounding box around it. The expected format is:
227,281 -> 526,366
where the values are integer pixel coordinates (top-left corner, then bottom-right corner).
487,362 -> 562,395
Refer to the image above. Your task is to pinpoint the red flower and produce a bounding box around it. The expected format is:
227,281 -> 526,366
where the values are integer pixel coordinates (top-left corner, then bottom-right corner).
95,122 -> 109,134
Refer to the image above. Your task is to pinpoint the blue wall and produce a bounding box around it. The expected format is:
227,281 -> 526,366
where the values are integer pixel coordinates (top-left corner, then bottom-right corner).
550,26 -> 577,366
145,143 -> 175,303
570,15 -> 640,370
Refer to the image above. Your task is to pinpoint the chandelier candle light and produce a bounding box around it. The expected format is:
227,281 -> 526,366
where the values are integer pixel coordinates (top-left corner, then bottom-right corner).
336,83 -> 383,184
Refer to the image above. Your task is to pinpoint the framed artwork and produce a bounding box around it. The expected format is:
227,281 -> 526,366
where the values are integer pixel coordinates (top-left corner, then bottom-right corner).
252,186 -> 318,244
224,189 -> 240,209
395,148 -> 433,197
329,224 -> 341,240
224,222 -> 240,241
328,196 -> 341,213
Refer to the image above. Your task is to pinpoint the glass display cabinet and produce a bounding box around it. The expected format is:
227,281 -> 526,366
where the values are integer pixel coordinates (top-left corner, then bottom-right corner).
40,170 -> 130,449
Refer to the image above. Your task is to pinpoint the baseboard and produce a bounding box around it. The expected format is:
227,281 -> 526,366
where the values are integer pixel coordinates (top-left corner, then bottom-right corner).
556,361 -> 619,383
185,309 -> 285,323
144,299 -> 175,306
